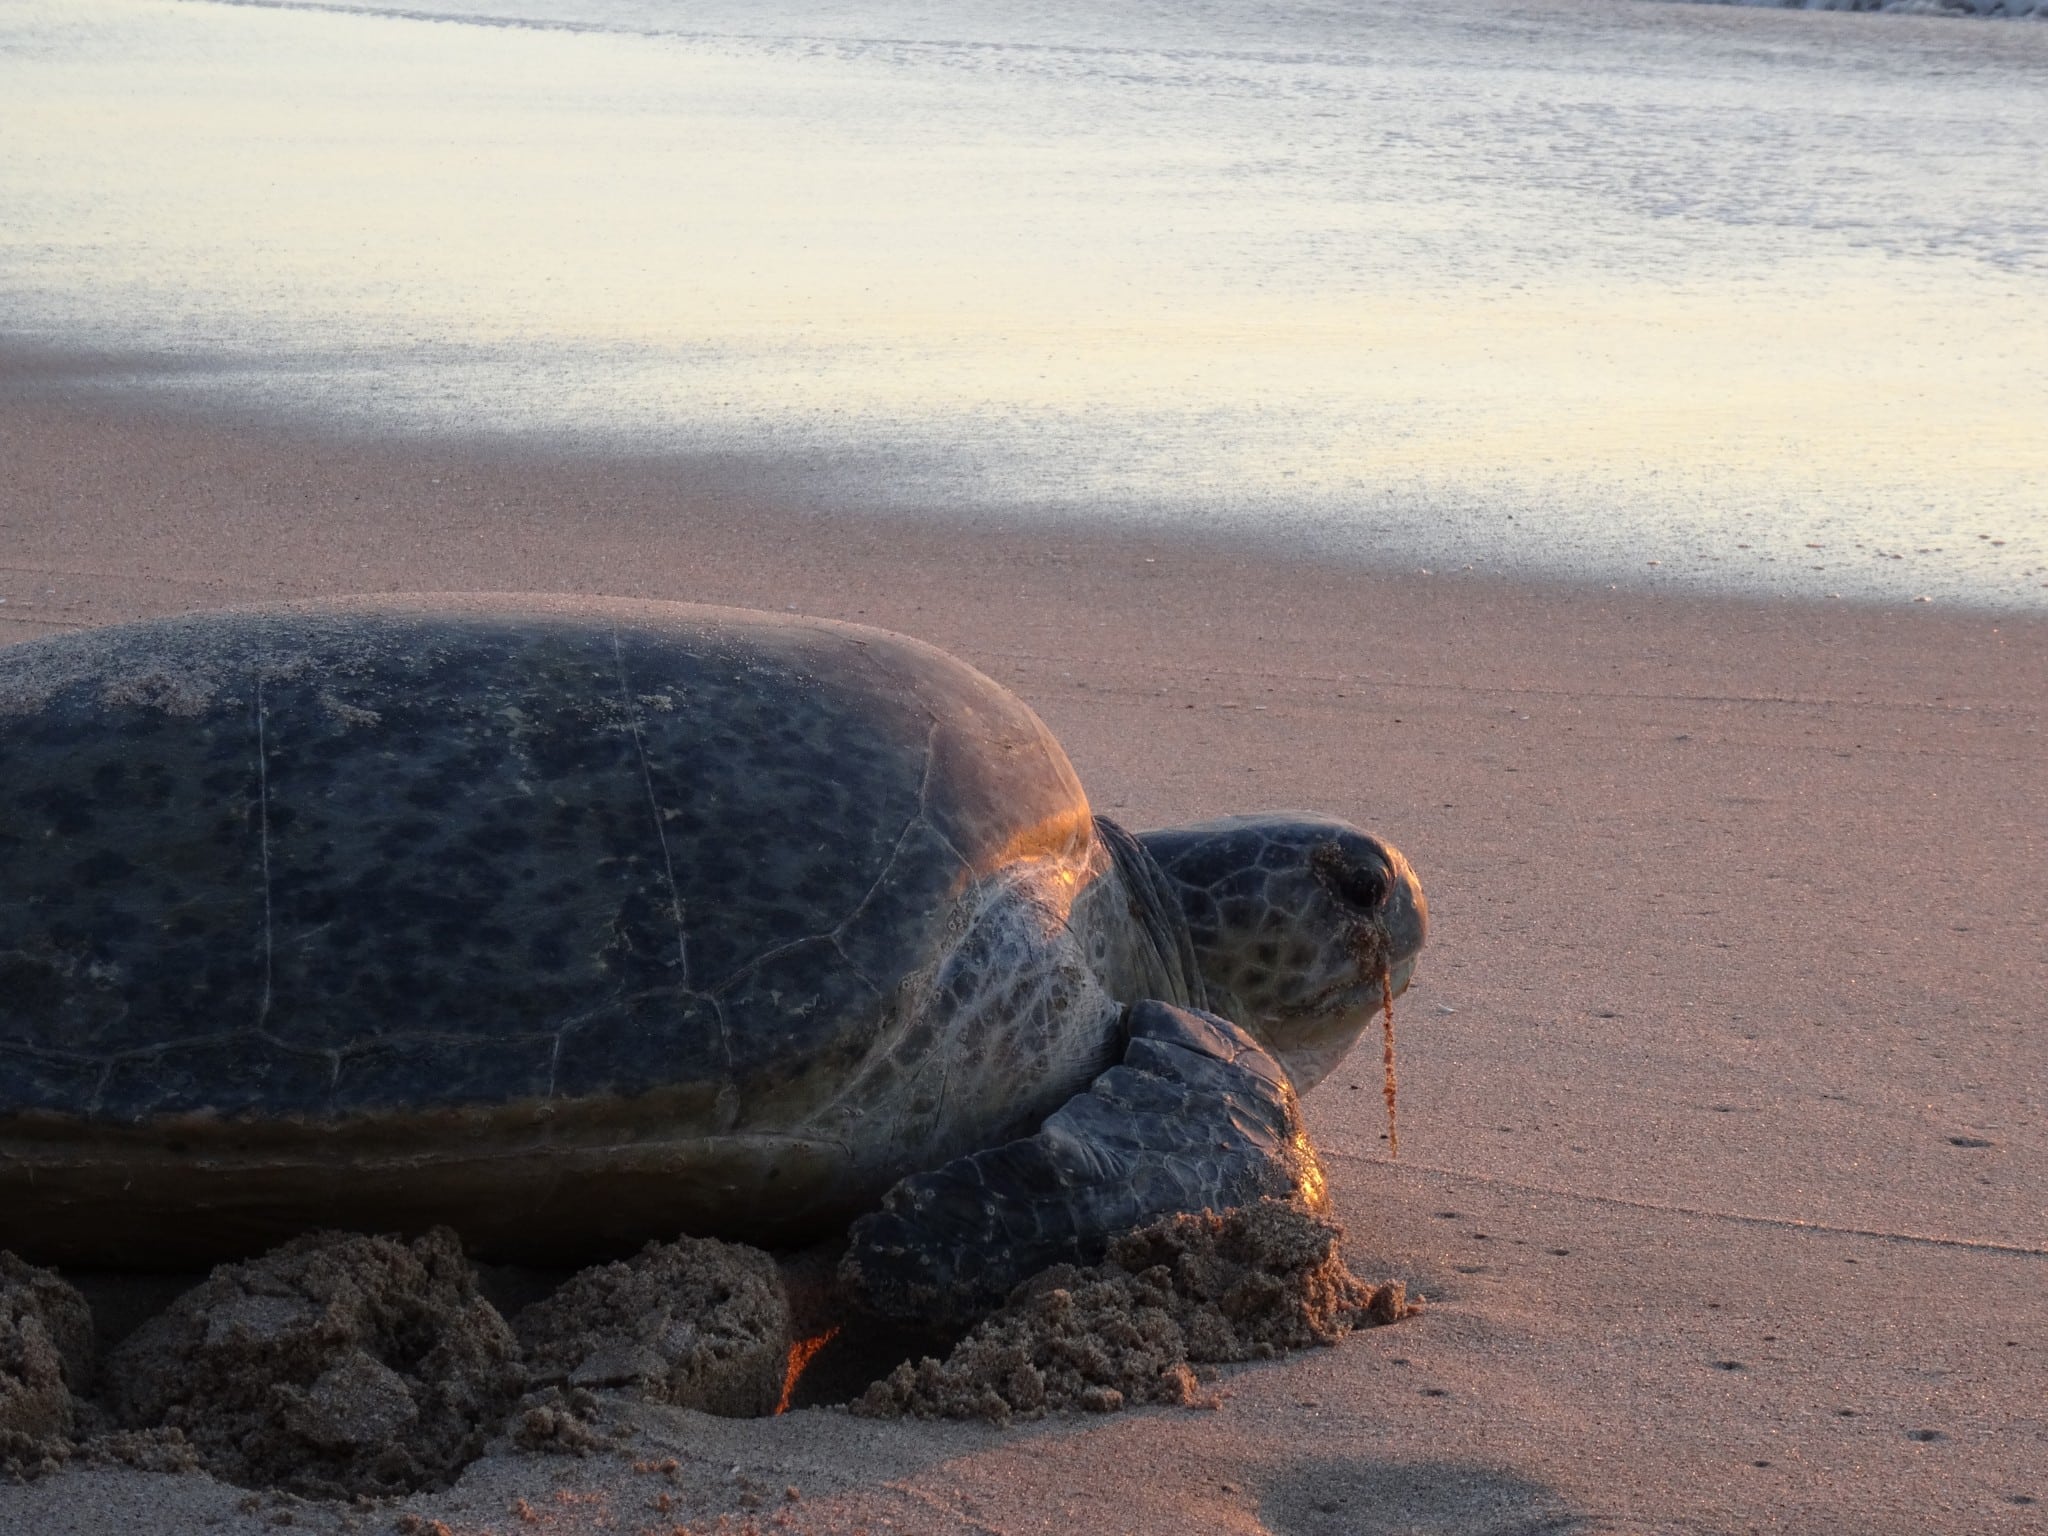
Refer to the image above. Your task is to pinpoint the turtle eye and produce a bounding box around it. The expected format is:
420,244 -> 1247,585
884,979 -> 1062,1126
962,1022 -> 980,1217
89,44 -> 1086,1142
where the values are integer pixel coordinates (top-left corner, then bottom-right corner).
1317,849 -> 1387,911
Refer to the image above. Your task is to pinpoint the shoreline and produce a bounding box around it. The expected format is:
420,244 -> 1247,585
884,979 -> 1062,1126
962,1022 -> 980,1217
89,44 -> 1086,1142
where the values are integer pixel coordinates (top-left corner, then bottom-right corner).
3,373 -> 2045,1532
6,341 -> 2044,623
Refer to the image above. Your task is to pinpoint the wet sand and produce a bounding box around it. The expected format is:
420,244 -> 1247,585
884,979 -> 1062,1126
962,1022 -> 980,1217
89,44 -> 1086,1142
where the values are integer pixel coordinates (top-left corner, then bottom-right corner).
1,379 -> 2044,1532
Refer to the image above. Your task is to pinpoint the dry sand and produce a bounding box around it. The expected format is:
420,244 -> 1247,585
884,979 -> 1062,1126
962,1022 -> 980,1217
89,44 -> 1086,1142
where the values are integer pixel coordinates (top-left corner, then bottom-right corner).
1,370 -> 2043,1533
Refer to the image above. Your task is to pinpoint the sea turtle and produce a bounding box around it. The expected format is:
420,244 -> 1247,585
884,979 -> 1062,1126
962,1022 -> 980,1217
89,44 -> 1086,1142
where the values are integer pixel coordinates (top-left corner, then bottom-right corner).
0,597 -> 1424,1316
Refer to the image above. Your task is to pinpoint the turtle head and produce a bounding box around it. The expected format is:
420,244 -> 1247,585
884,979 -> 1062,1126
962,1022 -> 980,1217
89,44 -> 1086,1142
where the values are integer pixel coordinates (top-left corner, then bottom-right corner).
1135,813 -> 1427,1093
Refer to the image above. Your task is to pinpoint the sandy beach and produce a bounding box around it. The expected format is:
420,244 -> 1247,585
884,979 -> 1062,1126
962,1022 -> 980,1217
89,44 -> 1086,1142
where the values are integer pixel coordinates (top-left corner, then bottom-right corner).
1,374 -> 2042,1534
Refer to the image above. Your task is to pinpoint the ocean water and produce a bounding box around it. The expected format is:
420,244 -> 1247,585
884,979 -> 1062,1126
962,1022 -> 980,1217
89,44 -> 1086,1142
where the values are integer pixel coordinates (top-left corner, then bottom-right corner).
2,0 -> 2044,607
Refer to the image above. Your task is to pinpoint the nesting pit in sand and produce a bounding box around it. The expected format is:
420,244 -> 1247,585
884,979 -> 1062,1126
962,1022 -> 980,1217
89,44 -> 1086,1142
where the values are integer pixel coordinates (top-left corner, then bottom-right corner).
1,1202 -> 1412,1499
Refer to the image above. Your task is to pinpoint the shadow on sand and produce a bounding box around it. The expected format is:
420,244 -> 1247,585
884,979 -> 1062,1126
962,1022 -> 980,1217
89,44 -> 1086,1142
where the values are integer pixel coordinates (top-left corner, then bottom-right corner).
1258,1455 -> 1721,1536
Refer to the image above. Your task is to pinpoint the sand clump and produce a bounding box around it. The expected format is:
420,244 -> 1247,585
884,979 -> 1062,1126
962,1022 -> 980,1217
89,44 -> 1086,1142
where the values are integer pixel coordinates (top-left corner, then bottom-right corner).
853,1201 -> 1415,1424
516,1235 -> 790,1418
2,1228 -> 796,1494
106,1228 -> 523,1499
0,1253 -> 95,1477
505,1385 -> 613,1457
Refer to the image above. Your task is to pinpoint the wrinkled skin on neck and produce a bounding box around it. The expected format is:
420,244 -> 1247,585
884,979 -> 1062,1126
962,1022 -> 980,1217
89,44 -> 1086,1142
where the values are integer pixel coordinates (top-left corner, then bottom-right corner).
1129,813 -> 1427,1093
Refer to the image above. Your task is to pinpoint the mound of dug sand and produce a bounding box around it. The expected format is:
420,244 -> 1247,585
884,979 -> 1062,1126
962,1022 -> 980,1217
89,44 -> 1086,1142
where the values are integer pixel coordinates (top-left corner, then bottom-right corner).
10,1204 -> 1410,1491
0,1253 -> 94,1476
517,1235 -> 790,1418
853,1201 -> 1415,1424
108,1228 -> 522,1499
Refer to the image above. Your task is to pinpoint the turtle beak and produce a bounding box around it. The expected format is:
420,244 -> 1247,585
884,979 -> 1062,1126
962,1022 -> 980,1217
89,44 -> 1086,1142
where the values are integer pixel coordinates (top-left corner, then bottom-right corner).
1381,847 -> 1427,997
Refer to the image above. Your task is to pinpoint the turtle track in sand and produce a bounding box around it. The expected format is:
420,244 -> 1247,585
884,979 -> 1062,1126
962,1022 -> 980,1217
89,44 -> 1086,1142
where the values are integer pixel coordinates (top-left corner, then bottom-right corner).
0,1203 -> 1412,1498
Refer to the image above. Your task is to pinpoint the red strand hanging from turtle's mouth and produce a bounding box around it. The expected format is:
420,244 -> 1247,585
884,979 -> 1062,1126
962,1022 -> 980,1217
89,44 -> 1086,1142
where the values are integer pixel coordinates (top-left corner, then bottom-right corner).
775,1326 -> 841,1415
1380,969 -> 1399,1159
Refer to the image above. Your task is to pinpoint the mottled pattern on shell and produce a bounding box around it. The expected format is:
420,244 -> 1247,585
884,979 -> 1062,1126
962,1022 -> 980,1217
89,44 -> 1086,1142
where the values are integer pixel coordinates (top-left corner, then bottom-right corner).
0,600 -> 1091,1125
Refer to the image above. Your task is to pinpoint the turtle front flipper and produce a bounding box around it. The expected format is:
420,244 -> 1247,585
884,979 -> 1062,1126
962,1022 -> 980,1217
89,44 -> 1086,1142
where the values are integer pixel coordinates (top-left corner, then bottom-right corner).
840,1000 -> 1326,1326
